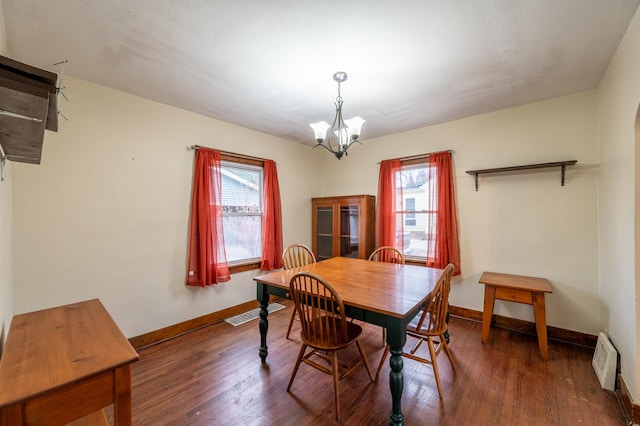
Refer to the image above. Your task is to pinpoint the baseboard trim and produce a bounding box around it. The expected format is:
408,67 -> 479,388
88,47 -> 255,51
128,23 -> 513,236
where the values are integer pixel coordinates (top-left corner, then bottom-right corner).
448,305 -> 598,348
617,374 -> 640,425
128,300 -> 261,350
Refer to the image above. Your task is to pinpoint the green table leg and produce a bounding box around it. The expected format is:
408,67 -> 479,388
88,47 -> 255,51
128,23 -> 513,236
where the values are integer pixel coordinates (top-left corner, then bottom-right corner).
257,283 -> 270,363
389,346 -> 404,425
386,319 -> 407,425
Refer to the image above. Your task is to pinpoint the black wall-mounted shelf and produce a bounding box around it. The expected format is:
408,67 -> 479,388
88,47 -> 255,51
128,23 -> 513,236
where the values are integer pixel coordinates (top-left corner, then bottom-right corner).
465,160 -> 577,191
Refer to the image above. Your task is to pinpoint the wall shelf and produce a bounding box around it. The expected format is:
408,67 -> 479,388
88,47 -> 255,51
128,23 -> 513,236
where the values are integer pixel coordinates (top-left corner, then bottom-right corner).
0,55 -> 59,169
465,160 -> 577,191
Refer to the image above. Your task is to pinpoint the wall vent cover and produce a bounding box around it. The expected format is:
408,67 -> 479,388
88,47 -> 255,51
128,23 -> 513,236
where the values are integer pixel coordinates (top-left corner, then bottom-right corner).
592,332 -> 617,391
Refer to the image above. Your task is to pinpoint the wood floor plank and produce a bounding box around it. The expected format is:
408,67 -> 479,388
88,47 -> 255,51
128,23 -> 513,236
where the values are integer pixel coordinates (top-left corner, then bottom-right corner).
106,301 -> 626,425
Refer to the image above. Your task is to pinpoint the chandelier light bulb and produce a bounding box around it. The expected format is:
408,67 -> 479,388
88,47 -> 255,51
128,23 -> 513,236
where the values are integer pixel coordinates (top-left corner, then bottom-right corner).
344,116 -> 365,140
310,121 -> 330,143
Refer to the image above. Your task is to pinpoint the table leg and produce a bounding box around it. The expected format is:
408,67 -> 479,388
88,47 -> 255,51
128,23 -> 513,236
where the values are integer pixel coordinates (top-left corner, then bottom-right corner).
481,285 -> 496,342
532,292 -> 549,360
114,365 -> 132,425
386,319 -> 407,426
257,283 -> 270,363
389,346 -> 404,425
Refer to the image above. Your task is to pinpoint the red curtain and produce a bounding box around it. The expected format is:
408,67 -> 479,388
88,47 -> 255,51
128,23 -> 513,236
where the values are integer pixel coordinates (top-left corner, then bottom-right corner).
376,160 -> 402,248
260,160 -> 283,270
186,148 -> 230,286
426,151 -> 461,275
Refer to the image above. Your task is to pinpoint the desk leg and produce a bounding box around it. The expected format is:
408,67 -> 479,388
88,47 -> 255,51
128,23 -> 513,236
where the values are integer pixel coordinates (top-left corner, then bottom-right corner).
0,405 -> 24,425
114,365 -> 132,425
532,292 -> 549,360
257,283 -> 270,363
481,285 -> 496,342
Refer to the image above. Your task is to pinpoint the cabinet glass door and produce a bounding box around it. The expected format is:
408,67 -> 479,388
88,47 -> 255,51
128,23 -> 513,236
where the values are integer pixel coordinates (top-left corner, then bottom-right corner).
339,205 -> 359,258
316,206 -> 334,260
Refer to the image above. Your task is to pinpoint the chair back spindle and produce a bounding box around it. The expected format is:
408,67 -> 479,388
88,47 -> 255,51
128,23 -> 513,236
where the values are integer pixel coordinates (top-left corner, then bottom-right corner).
368,246 -> 405,264
290,272 -> 346,348
415,263 -> 454,335
283,244 -> 316,270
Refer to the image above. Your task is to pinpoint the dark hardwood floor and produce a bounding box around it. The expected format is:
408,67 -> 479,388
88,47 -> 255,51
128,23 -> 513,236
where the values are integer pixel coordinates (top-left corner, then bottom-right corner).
110,300 -> 626,425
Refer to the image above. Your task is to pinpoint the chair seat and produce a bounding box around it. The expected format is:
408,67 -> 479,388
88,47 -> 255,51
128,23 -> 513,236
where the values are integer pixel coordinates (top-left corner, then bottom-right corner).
303,317 -> 363,350
406,310 -> 424,332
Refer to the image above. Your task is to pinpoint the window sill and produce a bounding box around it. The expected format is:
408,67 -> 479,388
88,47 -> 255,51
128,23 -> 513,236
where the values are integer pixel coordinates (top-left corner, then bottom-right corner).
228,260 -> 261,274
405,258 -> 426,267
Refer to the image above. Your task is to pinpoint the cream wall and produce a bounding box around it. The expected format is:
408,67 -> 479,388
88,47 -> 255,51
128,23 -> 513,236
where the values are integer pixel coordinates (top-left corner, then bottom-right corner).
319,91 -> 600,335
10,77 -> 600,343
0,0 -> 12,353
11,77 -> 323,337
598,6 -> 640,401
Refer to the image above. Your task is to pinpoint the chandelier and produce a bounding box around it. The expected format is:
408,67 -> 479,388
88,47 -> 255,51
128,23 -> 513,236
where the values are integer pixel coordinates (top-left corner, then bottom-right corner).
310,71 -> 365,160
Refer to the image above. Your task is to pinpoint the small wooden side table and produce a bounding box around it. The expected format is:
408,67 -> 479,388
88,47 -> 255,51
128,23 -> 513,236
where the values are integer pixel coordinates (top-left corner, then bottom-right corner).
478,271 -> 553,360
0,299 -> 139,425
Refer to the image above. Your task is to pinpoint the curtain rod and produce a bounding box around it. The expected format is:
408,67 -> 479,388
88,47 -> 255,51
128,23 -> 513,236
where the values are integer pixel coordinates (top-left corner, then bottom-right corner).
377,149 -> 453,164
189,145 -> 271,163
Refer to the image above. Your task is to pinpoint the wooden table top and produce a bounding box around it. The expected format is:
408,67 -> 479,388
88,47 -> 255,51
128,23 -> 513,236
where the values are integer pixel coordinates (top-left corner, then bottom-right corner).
479,271 -> 552,293
254,256 -> 444,319
0,299 -> 139,407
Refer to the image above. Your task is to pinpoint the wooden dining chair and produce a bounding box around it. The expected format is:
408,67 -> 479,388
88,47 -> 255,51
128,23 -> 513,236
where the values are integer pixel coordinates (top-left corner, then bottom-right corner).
368,246 -> 405,344
282,244 -> 316,339
375,263 -> 455,399
287,272 -> 374,421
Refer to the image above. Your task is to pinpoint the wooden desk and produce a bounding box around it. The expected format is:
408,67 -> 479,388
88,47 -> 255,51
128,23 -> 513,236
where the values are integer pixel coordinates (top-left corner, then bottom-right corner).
0,299 -> 139,425
478,271 -> 553,360
254,257 -> 443,426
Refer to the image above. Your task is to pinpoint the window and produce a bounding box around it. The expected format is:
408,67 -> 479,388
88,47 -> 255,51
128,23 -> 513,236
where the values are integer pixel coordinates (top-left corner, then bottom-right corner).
396,164 -> 436,259
221,161 -> 263,264
376,151 -> 460,274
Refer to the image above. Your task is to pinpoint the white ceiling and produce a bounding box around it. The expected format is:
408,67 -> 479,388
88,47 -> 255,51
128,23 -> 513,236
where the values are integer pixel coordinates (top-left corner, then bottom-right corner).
2,0 -> 639,145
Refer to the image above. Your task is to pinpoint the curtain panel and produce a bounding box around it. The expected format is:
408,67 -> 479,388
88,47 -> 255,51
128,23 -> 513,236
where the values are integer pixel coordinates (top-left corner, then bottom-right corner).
427,151 -> 461,275
260,160 -> 283,270
186,148 -> 230,286
376,160 -> 402,248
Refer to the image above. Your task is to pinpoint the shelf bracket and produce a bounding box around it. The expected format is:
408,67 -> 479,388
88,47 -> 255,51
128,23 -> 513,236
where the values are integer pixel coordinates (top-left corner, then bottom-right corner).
473,173 -> 478,191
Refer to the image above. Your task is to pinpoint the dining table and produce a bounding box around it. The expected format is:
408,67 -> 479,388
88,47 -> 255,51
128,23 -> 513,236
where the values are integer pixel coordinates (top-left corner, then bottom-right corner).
253,256 -> 444,426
